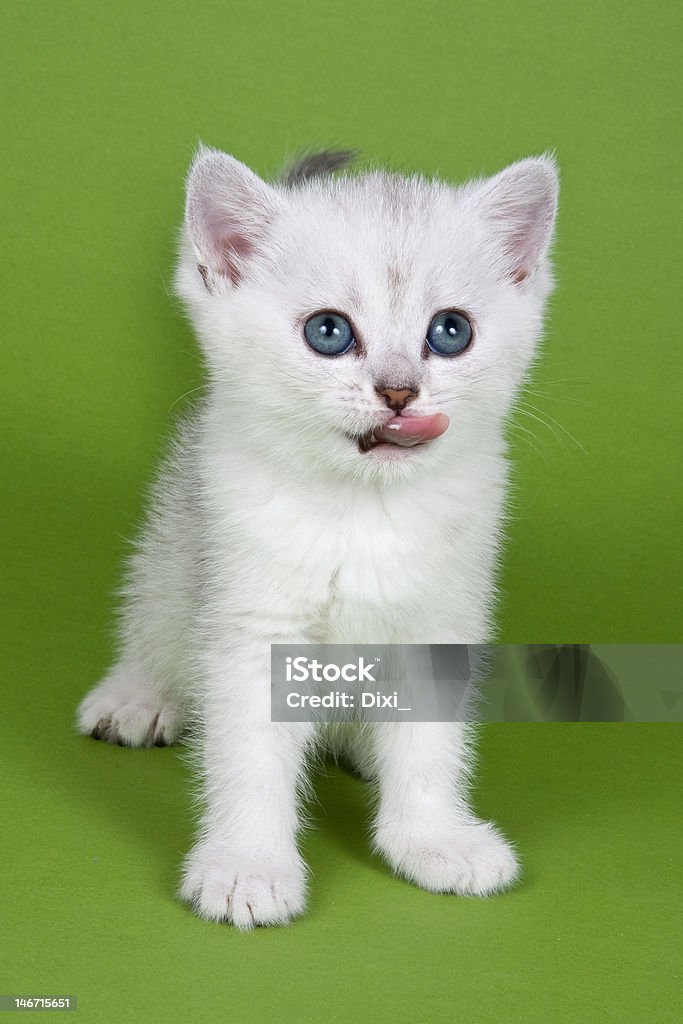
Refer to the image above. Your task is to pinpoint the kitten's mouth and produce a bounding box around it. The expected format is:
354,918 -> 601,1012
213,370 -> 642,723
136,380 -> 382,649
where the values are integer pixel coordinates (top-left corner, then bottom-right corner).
352,413 -> 450,454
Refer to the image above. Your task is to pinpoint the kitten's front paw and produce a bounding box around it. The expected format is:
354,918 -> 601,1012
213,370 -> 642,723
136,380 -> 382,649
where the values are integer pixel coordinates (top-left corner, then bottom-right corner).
376,820 -> 519,897
180,841 -> 307,929
77,667 -> 184,747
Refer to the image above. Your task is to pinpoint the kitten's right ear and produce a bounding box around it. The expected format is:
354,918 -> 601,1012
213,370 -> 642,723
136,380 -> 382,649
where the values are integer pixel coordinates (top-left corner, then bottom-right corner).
185,146 -> 280,289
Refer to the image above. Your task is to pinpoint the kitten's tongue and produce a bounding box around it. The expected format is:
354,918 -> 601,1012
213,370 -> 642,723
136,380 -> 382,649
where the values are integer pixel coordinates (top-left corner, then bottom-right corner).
373,413 -> 449,447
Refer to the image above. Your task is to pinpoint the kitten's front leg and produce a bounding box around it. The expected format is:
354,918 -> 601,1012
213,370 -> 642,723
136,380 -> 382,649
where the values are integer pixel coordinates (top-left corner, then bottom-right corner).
180,637 -> 314,929
372,720 -> 519,896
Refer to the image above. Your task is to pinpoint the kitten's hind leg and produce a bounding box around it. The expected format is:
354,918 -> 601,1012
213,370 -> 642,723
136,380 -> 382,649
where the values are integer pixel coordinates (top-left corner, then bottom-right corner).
76,662 -> 187,747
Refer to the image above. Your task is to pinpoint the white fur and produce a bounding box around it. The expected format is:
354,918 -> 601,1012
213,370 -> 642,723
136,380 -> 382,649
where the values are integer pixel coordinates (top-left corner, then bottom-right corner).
77,147 -> 559,927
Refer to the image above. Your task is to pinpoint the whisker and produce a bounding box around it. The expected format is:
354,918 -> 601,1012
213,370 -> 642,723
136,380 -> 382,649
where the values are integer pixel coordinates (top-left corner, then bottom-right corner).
516,400 -> 589,455
261,355 -> 313,390
262,353 -> 356,392
508,422 -> 548,462
168,384 -> 206,413
522,385 -> 590,408
527,375 -> 591,388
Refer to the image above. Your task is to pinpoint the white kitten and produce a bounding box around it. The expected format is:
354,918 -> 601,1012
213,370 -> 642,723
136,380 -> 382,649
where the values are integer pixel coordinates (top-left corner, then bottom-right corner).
77,146 -> 559,928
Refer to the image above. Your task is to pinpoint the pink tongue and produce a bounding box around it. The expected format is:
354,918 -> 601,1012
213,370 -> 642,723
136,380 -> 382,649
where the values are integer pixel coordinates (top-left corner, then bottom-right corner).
374,413 -> 450,447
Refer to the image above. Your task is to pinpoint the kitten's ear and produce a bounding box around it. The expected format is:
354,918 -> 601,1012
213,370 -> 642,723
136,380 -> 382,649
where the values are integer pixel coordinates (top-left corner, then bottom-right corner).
469,155 -> 559,284
185,146 -> 280,287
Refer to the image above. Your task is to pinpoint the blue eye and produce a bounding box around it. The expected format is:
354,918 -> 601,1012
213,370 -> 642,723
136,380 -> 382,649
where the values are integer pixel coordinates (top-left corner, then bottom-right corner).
304,312 -> 355,356
426,311 -> 473,356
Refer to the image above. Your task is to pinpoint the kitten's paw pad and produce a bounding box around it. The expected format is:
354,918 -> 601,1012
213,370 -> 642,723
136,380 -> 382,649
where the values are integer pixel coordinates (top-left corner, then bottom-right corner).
378,821 -> 519,897
180,843 -> 307,929
76,671 -> 183,747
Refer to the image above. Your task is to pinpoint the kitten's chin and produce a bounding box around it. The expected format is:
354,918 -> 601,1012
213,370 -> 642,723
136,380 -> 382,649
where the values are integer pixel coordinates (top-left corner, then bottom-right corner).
352,437 -> 428,459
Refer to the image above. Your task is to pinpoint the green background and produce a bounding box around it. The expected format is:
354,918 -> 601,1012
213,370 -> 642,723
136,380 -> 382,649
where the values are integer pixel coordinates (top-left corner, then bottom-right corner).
1,2 -> 680,1022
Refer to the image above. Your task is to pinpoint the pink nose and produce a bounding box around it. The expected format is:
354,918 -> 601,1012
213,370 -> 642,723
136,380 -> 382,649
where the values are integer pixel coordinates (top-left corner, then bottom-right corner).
376,386 -> 419,412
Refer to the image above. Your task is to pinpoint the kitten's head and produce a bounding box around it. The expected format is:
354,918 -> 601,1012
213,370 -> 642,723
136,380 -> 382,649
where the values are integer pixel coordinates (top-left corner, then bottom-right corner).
175,146 -> 559,485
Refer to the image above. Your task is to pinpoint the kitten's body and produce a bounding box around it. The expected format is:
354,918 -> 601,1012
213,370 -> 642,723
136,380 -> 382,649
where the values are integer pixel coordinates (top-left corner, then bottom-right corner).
77,149 -> 559,928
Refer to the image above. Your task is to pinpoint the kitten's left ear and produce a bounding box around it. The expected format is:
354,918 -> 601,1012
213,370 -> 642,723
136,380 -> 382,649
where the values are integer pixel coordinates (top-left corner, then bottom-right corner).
469,155 -> 559,284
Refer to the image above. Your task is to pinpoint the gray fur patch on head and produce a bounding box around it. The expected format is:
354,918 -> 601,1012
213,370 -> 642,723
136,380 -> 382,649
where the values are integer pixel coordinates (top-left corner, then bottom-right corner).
280,149 -> 359,187
386,261 -> 410,307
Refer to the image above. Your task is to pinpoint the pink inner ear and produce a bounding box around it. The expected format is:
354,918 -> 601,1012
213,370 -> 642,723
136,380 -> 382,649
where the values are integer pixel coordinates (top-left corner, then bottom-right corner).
202,207 -> 254,284
505,207 -> 554,283
509,241 -> 536,284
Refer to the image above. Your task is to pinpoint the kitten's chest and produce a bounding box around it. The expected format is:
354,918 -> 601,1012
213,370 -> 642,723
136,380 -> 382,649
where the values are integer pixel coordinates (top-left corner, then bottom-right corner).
215,466 -> 494,636
331,503 -> 440,604
244,484 -> 457,620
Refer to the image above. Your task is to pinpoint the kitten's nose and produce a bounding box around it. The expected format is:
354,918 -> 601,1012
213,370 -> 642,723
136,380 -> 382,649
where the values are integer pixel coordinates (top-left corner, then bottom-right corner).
376,385 -> 419,412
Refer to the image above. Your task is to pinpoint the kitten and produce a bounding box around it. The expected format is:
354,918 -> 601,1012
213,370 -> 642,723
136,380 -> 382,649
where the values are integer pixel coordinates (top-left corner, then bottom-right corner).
77,146 -> 559,928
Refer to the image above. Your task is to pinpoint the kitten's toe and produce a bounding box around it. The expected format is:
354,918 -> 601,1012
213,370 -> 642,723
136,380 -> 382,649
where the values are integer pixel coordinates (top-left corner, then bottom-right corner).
76,666 -> 184,747
376,820 -> 520,897
180,842 -> 307,928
